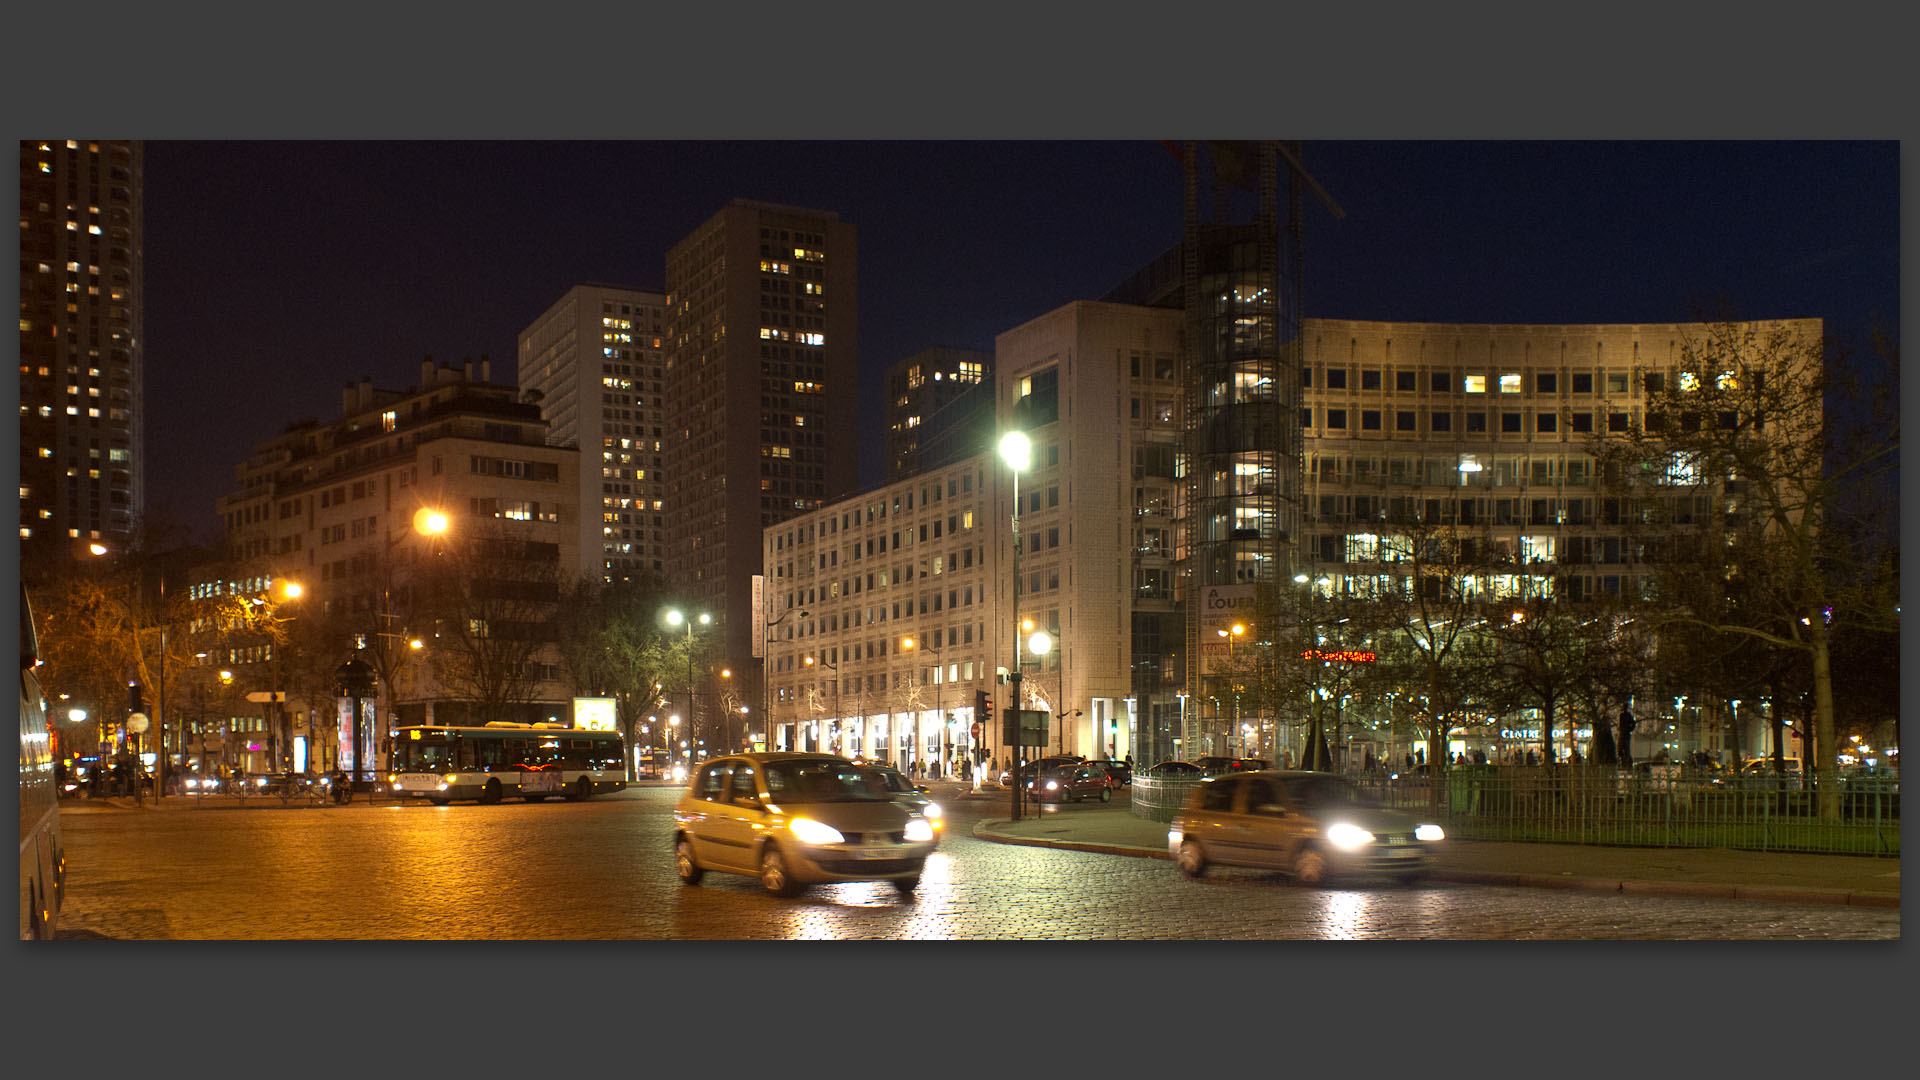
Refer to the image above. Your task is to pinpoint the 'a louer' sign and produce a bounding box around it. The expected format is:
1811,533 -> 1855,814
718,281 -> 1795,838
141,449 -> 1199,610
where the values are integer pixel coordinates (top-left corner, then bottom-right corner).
1201,585 -> 1256,635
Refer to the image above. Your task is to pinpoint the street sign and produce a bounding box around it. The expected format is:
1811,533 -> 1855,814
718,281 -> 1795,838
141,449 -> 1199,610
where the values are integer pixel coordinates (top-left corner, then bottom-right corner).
1001,709 -> 1049,747
245,691 -> 287,703
970,722 -> 982,740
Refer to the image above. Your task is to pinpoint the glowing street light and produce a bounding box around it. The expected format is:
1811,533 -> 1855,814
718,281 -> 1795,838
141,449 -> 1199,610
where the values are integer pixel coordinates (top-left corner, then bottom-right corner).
1000,429 -> 1031,821
665,608 -> 711,758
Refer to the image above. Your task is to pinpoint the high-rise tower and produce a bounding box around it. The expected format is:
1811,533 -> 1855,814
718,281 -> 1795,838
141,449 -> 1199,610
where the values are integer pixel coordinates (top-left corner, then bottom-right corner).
519,283 -> 670,585
663,200 -> 857,743
18,139 -> 143,573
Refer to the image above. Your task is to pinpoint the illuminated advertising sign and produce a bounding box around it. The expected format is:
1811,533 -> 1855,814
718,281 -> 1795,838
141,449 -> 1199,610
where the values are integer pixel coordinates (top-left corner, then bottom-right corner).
574,697 -> 618,732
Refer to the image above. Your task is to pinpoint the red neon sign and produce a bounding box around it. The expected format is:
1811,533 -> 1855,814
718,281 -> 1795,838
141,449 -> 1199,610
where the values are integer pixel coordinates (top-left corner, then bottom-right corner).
1301,649 -> 1376,663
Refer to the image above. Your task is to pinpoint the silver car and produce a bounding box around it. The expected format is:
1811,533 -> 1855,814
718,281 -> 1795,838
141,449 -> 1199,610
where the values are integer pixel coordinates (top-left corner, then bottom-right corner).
673,753 -> 937,897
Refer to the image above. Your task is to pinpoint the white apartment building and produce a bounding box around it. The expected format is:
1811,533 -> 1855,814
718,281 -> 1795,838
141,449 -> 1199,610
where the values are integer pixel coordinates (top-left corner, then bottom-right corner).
518,283 -> 669,585
764,300 -> 1185,770
761,455 -> 995,771
214,360 -> 583,770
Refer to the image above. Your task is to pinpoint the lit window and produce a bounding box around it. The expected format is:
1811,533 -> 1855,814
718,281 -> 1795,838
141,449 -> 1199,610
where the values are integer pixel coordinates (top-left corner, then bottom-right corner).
1499,374 -> 1520,393
1464,375 -> 1487,393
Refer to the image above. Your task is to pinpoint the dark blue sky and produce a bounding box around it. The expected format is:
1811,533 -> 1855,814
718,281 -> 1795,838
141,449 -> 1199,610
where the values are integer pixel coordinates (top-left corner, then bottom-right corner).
141,141 -> 1897,544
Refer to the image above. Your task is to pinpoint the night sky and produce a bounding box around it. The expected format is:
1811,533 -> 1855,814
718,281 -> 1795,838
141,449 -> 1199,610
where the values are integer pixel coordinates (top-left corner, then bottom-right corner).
139,141 -> 1898,545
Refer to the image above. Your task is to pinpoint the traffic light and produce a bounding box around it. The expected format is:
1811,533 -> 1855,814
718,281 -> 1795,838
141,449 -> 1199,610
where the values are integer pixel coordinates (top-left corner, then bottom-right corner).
127,680 -> 145,714
974,690 -> 991,718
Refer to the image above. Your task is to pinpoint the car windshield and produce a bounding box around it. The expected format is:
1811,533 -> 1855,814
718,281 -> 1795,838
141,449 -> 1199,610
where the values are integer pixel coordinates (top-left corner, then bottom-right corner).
862,767 -> 914,794
766,760 -> 894,803
1289,775 -> 1375,809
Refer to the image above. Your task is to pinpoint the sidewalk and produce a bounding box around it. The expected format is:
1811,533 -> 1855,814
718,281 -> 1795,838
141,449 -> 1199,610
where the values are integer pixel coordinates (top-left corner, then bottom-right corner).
962,793 -> 1901,909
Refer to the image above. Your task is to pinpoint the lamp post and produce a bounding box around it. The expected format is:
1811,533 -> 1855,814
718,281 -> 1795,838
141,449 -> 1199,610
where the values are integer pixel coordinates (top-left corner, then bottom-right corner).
764,606 -> 808,751
1218,621 -> 1245,755
249,577 -> 303,776
803,654 -> 838,754
372,507 -> 448,751
1000,430 -> 1030,821
664,608 -> 711,760
901,635 -> 943,775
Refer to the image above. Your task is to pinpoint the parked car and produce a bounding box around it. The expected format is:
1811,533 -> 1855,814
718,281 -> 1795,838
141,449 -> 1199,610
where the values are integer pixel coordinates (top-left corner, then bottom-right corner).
1145,760 -> 1203,779
673,753 -> 936,897
1840,767 -> 1899,820
1027,764 -> 1113,804
1001,754 -> 1083,787
859,764 -> 945,838
1193,756 -> 1271,777
1170,770 -> 1445,886
1088,759 -> 1133,786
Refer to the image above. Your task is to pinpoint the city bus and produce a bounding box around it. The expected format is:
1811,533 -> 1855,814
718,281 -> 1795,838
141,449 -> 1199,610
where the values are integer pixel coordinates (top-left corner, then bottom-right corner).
20,585 -> 64,939
387,723 -> 626,805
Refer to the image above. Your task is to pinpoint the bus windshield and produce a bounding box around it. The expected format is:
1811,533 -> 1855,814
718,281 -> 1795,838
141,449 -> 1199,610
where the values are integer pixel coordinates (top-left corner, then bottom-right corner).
392,736 -> 453,771
765,760 -> 894,803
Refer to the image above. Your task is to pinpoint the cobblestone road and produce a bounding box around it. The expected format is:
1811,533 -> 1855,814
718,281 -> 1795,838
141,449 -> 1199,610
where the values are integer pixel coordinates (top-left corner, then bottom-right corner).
54,789 -> 1899,940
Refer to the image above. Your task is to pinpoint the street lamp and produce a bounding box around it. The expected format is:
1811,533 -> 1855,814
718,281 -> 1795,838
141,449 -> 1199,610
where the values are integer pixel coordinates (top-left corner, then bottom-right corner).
664,608 -> 711,757
1000,429 -> 1031,821
1218,621 -> 1246,755
803,654 -> 839,754
251,577 -> 304,776
370,505 -> 449,770
763,606 -> 808,752
901,635 -> 944,775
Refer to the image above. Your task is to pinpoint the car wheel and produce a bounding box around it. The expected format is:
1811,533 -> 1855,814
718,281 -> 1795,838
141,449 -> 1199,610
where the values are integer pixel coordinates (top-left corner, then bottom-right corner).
1177,839 -> 1207,878
675,838 -> 704,885
1099,787 -> 1112,803
891,876 -> 921,897
1063,788 -> 1077,803
480,778 -> 502,805
760,844 -> 803,897
1293,847 -> 1329,886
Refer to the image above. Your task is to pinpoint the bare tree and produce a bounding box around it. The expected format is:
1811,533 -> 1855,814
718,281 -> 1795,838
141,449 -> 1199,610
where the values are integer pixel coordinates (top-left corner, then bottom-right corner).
421,524 -> 567,726
554,577 -> 680,775
1594,319 -> 1898,818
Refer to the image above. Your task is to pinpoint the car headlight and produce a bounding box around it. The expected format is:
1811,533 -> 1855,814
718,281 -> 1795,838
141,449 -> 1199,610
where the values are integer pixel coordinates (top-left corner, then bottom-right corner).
1415,824 -> 1445,842
903,818 -> 935,842
255,778 -> 267,788
787,817 -> 846,845
1325,823 -> 1375,849
921,801 -> 943,819
1046,780 -> 1058,790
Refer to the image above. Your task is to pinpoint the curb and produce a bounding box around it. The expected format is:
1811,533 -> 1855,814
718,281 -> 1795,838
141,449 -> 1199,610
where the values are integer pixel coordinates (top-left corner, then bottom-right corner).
971,822 -> 1897,908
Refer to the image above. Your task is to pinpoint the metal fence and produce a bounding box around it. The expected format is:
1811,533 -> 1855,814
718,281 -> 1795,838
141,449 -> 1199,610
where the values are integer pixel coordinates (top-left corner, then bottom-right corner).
1130,768 -> 1898,856
1130,776 -> 1205,823
1352,768 -> 1899,857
